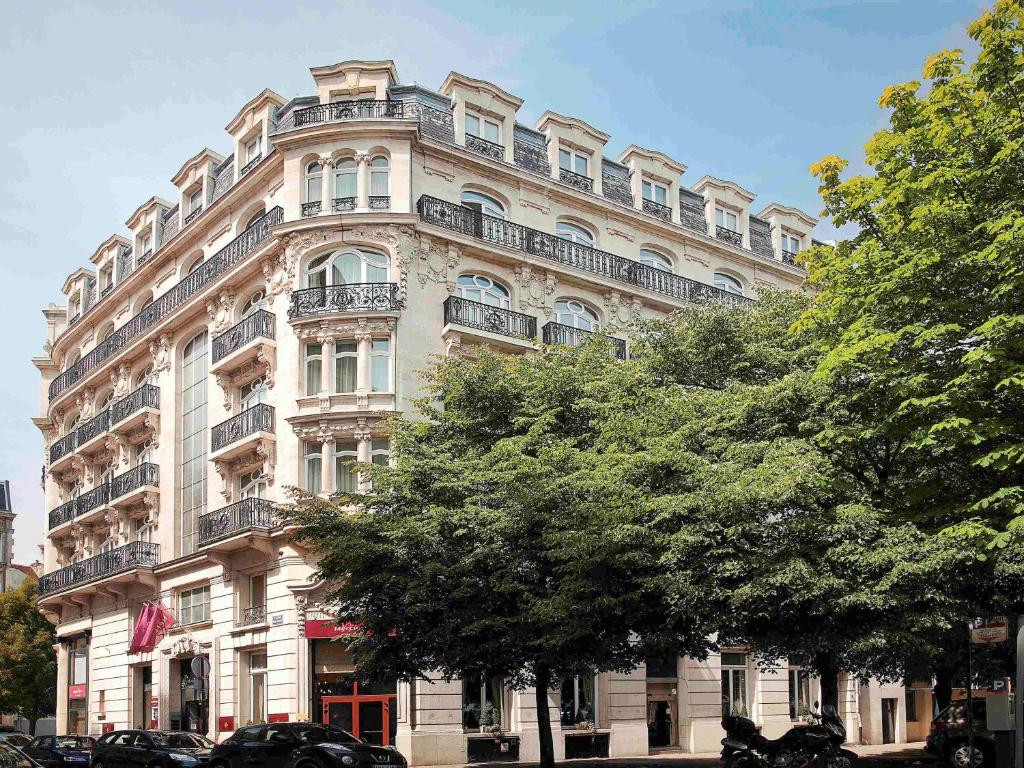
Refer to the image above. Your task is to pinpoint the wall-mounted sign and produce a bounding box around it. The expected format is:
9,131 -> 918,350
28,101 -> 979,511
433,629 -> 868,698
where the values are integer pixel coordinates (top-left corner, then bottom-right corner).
268,713 -> 289,723
151,696 -> 158,707
102,723 -> 114,734
304,620 -> 363,639
972,616 -> 1009,644
218,716 -> 236,732
272,614 -> 284,626
68,684 -> 87,700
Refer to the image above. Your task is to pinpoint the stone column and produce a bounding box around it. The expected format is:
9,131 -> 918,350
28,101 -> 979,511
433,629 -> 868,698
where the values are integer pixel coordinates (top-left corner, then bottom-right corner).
356,154 -> 370,210
320,436 -> 335,496
318,158 -> 334,213
355,331 -> 372,394
55,643 -> 69,735
320,338 -> 335,394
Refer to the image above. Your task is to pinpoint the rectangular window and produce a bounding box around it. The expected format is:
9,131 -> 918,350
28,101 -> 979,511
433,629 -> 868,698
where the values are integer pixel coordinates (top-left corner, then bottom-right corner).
466,112 -> 501,143
788,667 -> 811,720
335,441 -> 359,495
249,574 -> 266,609
179,585 -> 211,625
180,332 -> 208,556
370,167 -> 389,197
906,688 -> 918,722
782,233 -> 801,253
69,638 -> 88,686
370,339 -> 391,392
643,180 -> 668,206
334,341 -> 357,393
189,189 -> 203,213
245,137 -> 260,161
304,442 -> 322,495
559,147 -> 589,177
715,208 -> 739,232
560,674 -> 596,728
463,673 -> 504,731
370,439 -> 389,467
250,652 -> 268,725
721,652 -> 748,717
305,343 -> 323,397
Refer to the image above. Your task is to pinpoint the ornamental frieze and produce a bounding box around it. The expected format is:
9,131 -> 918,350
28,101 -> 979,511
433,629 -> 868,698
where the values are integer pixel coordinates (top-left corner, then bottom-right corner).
417,235 -> 460,290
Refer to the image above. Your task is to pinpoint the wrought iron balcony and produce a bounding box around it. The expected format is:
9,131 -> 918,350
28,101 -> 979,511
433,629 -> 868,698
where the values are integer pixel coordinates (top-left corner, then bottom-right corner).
782,249 -> 798,266
417,196 -> 752,308
68,313 -> 80,326
49,207 -> 283,399
288,284 -> 400,319
466,134 -> 504,161
183,205 -> 203,226
290,99 -> 406,128
212,310 -> 275,364
332,197 -> 356,213
110,462 -> 158,501
212,404 -> 274,453
542,321 -> 627,360
48,500 -> 76,530
443,295 -> 536,340
369,195 -> 390,210
643,198 -> 672,223
716,226 -> 743,248
239,153 -> 263,176
77,483 -> 110,517
110,384 -> 159,425
559,167 -> 594,193
198,497 -> 275,546
49,432 -> 77,464
302,201 -> 322,217
239,605 -> 267,627
39,541 -> 159,596
138,248 -> 153,265
77,409 -> 110,447
100,284 -> 113,298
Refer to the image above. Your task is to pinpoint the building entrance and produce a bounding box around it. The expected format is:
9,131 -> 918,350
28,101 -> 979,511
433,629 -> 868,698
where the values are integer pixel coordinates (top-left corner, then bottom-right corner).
322,695 -> 396,745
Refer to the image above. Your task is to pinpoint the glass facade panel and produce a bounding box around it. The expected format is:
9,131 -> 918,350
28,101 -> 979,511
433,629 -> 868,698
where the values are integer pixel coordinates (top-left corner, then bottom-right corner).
181,332 -> 208,556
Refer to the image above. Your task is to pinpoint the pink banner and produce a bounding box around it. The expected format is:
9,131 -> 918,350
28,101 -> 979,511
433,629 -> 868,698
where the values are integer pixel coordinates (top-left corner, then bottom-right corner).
129,602 -> 178,654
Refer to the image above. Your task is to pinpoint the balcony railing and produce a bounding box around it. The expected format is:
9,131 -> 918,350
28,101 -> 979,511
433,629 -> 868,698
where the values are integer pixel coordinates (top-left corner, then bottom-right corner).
110,462 -> 159,500
49,207 -> 283,399
39,541 -> 159,596
48,500 -> 76,530
417,196 -> 752,308
332,197 -> 356,213
183,205 -> 203,226
239,605 -> 267,627
542,321 -> 627,360
49,432 -> 78,464
212,404 -> 274,453
239,153 -> 263,176
212,310 -> 275,364
77,409 -> 111,446
643,198 -> 672,223
138,248 -> 153,266
110,384 -> 159,425
290,99 -> 406,129
369,195 -> 390,210
77,483 -> 110,516
782,249 -> 798,266
466,134 -> 504,161
302,201 -> 322,217
198,497 -> 275,546
559,168 -> 594,193
288,284 -> 401,319
716,226 -> 743,248
443,295 -> 536,340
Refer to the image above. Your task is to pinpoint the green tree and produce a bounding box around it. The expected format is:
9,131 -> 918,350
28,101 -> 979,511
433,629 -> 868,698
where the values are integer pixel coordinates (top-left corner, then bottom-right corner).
0,581 -> 57,731
289,341 -> 724,768
801,0 -> 1024,543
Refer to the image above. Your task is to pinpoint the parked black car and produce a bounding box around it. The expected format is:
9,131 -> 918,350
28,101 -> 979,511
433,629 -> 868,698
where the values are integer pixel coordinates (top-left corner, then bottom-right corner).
209,723 -> 407,768
90,730 -> 214,768
0,733 -> 32,751
22,735 -> 94,766
0,741 -> 39,767
926,699 -> 995,768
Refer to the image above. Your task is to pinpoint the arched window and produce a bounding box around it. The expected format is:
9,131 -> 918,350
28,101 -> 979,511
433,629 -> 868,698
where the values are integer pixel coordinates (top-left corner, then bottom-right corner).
334,157 -> 357,201
638,249 -> 673,273
239,376 -> 268,410
241,290 -> 267,317
457,274 -> 511,308
369,156 -> 389,197
186,256 -> 204,275
98,323 -> 116,342
305,249 -> 389,287
461,190 -> 506,220
244,209 -> 265,230
65,351 -> 81,372
714,273 -> 744,296
556,221 -> 594,245
99,391 -> 115,409
240,469 -> 267,500
136,365 -> 156,388
553,299 -> 599,331
304,161 -> 322,203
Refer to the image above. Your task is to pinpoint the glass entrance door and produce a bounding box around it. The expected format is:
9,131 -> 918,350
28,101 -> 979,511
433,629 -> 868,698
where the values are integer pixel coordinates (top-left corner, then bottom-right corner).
322,696 -> 395,745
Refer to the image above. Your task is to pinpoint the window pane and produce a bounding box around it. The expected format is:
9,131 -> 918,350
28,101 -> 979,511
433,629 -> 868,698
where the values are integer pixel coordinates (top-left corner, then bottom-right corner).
574,154 -> 588,176
559,148 -> 570,171
370,171 -> 388,196
655,185 -> 667,205
643,180 -> 652,199
335,172 -> 356,199
306,359 -> 322,396
335,347 -> 357,393
305,455 -> 322,494
484,120 -> 500,143
465,113 -> 480,137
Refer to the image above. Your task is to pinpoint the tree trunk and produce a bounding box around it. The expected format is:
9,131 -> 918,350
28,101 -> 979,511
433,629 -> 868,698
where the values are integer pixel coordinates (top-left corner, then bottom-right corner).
534,663 -> 556,768
814,653 -> 840,710
933,665 -> 954,710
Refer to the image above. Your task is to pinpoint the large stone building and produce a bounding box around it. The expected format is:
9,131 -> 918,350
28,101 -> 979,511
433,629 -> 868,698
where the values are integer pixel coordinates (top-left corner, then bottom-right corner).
31,59 -> 921,762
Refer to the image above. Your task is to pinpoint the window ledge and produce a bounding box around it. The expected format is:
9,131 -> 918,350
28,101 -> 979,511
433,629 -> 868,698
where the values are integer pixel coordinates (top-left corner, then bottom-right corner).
170,619 -> 213,634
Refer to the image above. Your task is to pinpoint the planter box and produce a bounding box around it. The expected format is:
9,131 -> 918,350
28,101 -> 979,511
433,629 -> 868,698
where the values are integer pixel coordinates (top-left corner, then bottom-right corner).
467,734 -> 520,762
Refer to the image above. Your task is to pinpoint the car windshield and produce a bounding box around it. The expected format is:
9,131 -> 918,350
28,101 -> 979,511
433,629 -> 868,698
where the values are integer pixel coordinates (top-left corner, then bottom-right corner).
56,736 -> 94,748
292,724 -> 361,745
0,736 -> 29,747
0,742 -> 34,767
166,734 -> 214,749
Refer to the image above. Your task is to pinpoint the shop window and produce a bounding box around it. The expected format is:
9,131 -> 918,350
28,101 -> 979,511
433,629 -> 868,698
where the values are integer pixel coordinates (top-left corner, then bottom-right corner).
463,673 -> 504,731
560,674 -> 596,727
788,665 -> 811,719
721,651 -> 749,717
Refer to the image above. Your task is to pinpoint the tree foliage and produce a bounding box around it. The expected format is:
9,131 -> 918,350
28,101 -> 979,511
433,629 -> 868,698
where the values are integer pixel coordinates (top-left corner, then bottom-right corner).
0,581 -> 56,730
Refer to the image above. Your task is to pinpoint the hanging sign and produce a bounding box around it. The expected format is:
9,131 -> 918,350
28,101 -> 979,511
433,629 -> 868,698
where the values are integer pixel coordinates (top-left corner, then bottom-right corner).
972,616 -> 1009,644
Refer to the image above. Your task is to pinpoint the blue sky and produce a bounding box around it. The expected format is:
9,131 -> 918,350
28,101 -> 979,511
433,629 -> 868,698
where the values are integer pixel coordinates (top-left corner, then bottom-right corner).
0,0 -> 987,562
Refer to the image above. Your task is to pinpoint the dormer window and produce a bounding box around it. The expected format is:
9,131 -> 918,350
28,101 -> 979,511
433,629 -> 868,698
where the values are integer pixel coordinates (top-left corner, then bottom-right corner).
188,188 -> 204,214
715,208 -> 739,233
781,233 -> 801,255
642,180 -> 668,207
466,112 -> 501,144
244,136 -> 261,162
559,148 -> 590,178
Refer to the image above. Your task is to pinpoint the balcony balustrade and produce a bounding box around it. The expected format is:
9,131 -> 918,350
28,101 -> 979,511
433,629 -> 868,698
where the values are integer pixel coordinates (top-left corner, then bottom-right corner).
782,249 -> 798,266
559,168 -> 594,193
68,313 -> 80,326
211,404 -> 274,454
76,409 -> 111,450
198,497 -> 275,547
288,284 -> 400,319
49,432 -> 77,465
443,295 -> 536,340
417,196 -> 752,308
239,605 -> 268,627
332,197 -> 356,213
100,284 -> 113,298
368,195 -> 390,210
183,206 -> 203,226
289,99 -> 406,129
542,321 -> 627,360
643,198 -> 672,223
49,207 -> 282,399
465,134 -> 504,161
110,462 -> 158,503
138,249 -> 153,266
48,500 -> 76,530
110,384 -> 159,426
302,201 -> 322,217
212,310 -> 275,364
239,153 -> 263,176
716,226 -> 743,248
38,541 -> 159,596
77,483 -> 110,517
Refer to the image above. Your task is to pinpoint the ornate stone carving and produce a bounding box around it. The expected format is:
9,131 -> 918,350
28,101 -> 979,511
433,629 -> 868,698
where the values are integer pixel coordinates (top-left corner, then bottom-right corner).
442,331 -> 463,357
296,317 -> 397,342
167,634 -> 201,658
317,156 -> 335,169
149,333 -> 174,374
206,290 -> 236,335
514,265 -> 558,315
103,434 -> 130,468
416,236 -> 459,289
110,364 -> 131,399
256,439 -> 276,486
77,388 -> 96,419
256,345 -> 276,390
215,374 -> 233,411
602,290 -> 641,332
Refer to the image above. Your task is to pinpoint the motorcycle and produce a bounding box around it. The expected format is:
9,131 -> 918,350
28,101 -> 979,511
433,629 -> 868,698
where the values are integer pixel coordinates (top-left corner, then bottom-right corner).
721,702 -> 857,768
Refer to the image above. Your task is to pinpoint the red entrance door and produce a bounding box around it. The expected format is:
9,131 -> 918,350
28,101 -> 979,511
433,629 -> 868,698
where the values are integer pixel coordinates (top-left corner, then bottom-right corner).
322,696 -> 396,746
